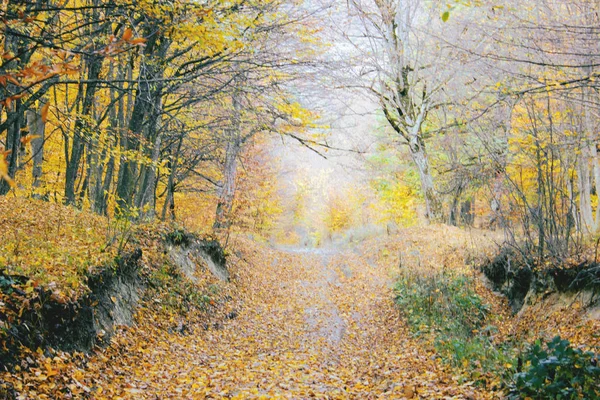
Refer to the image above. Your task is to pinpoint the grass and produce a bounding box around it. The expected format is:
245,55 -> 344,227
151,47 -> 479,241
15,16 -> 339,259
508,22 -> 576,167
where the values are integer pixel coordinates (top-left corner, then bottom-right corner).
394,268 -> 517,386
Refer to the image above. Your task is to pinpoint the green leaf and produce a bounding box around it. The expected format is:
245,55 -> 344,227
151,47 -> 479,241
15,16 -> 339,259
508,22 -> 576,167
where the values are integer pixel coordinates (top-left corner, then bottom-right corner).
441,11 -> 450,22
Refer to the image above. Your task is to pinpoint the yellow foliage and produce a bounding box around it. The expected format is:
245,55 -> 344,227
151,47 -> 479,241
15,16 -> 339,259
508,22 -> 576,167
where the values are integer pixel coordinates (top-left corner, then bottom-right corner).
323,192 -> 353,234
0,196 -> 116,297
372,173 -> 420,227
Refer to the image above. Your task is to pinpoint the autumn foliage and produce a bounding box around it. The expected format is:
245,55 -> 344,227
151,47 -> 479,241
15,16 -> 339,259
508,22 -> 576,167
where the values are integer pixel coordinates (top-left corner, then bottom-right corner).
2,0 -> 600,399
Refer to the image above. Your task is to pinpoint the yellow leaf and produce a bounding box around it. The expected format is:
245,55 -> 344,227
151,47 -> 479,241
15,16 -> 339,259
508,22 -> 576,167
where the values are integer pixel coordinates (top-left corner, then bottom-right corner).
0,150 -> 15,188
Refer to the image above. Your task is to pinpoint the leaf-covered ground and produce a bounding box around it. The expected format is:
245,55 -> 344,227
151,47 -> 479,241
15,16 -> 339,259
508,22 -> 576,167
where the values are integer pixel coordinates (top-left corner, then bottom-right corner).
3,222 -> 598,399
0,196 -> 116,298
66,229 -> 502,399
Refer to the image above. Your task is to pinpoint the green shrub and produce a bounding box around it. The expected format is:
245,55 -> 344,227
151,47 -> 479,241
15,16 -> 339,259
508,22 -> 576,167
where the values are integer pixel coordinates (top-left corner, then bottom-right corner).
394,270 -> 518,385
149,264 -> 211,313
394,271 -> 599,395
394,271 -> 488,338
508,336 -> 600,399
164,229 -> 192,246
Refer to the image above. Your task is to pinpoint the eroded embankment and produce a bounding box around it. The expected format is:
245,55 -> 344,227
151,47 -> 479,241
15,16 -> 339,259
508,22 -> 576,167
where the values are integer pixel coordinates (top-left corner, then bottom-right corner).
1,199 -> 230,399
480,247 -> 600,347
1,231 -> 228,366
37,229 -> 502,399
1,249 -> 142,366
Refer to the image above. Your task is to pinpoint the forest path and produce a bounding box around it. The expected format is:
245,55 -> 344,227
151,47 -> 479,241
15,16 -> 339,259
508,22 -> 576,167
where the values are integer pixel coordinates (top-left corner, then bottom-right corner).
85,242 -> 483,399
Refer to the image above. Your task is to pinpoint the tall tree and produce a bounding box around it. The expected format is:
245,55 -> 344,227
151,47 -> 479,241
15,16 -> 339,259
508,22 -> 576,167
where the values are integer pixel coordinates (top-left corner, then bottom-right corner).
344,0 -> 446,221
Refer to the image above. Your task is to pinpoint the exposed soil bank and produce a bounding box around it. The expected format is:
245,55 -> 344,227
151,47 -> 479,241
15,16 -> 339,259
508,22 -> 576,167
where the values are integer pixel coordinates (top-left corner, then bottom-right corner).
1,249 -> 143,367
480,249 -> 600,315
165,230 -> 229,282
1,228 -> 231,372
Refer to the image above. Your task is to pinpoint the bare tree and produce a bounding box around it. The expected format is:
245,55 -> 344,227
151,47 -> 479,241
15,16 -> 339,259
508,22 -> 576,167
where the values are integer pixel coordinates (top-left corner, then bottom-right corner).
343,0 -> 450,221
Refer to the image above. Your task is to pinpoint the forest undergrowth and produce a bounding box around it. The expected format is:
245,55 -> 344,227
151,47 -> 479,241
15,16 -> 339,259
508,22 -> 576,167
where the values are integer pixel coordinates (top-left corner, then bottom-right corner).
375,226 -> 600,398
1,199 -> 599,399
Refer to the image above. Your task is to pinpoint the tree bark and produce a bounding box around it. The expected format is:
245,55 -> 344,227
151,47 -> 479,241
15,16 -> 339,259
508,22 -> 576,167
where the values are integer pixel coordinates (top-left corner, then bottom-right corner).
116,30 -> 169,214
26,103 -> 46,197
591,144 -> 600,230
383,101 -> 443,222
449,180 -> 464,226
213,86 -> 243,231
0,0 -> 33,195
578,150 -> 594,232
408,134 -> 442,222
213,134 -> 242,231
135,98 -> 163,219
0,100 -> 23,195
64,54 -> 103,205
161,136 -> 182,221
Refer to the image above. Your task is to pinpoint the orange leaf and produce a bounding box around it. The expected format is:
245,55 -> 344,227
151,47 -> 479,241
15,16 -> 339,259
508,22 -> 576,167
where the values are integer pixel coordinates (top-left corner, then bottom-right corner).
129,38 -> 147,46
45,363 -> 58,377
122,28 -> 133,41
21,135 -> 40,145
41,102 -> 50,123
6,75 -> 21,86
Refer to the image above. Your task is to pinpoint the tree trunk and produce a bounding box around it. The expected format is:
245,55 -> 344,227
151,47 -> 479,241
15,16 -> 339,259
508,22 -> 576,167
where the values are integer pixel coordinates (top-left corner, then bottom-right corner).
116,30 -> 169,214
213,134 -> 242,231
213,87 -> 243,231
582,77 -> 600,232
0,100 -> 23,195
449,179 -> 464,226
407,133 -> 442,222
591,145 -> 600,230
93,62 -> 123,215
135,98 -> 163,219
64,54 -> 103,205
381,100 -> 442,223
161,136 -> 182,221
578,151 -> 594,232
26,103 -> 46,197
0,2 -> 32,195
489,172 -> 506,230
461,199 -> 474,226
567,174 -> 579,235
